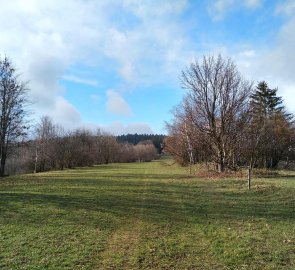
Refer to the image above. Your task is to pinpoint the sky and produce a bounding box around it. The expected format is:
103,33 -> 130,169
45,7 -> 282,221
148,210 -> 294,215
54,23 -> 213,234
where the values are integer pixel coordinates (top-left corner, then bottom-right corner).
0,0 -> 295,135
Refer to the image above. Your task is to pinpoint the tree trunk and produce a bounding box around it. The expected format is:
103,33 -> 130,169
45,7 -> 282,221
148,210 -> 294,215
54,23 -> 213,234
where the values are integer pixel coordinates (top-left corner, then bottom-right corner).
218,149 -> 225,173
34,147 -> 38,173
218,162 -> 225,173
0,146 -> 7,177
218,157 -> 225,173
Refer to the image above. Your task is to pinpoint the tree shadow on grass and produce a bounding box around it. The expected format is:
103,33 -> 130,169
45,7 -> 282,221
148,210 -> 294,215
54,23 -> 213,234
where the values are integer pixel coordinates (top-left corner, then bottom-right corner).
26,173 -> 192,181
0,181 -> 294,229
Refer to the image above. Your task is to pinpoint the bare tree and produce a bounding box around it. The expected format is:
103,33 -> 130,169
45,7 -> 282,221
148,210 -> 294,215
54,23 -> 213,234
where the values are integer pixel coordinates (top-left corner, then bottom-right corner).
165,105 -> 195,166
0,56 -> 29,176
117,143 -> 136,163
68,128 -> 96,167
34,116 -> 57,172
181,55 -> 252,172
134,141 -> 158,162
95,132 -> 119,164
165,104 -> 213,167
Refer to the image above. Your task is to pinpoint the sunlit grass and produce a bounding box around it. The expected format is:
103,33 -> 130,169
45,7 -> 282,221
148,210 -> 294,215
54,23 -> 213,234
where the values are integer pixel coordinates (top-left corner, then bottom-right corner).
0,160 -> 294,269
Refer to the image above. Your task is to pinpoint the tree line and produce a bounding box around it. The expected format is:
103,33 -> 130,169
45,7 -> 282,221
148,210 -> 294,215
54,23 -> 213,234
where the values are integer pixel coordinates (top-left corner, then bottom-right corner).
6,116 -> 160,175
117,134 -> 165,153
164,55 -> 295,172
0,56 -> 162,176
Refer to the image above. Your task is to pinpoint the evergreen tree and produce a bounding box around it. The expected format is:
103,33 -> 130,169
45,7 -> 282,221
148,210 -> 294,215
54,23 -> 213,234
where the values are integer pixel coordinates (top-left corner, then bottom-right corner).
250,81 -> 283,117
248,81 -> 294,168
116,134 -> 165,153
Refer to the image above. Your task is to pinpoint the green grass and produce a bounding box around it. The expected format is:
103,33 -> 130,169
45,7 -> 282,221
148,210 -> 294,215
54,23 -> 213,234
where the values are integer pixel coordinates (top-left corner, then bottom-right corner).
0,159 -> 294,269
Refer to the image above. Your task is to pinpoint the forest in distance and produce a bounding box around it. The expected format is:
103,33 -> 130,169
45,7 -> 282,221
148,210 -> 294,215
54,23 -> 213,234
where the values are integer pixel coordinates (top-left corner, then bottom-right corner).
1,54 -> 295,176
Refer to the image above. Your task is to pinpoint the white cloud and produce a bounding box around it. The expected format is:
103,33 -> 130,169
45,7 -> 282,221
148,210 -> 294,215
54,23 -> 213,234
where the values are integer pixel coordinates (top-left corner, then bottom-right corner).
62,75 -> 98,86
0,0 -> 196,131
0,0 -> 108,128
106,90 -> 132,116
239,50 -> 256,57
69,121 -> 154,135
51,97 -> 82,130
123,122 -> 154,134
209,0 -> 262,20
232,7 -> 295,113
210,0 -> 235,21
90,94 -> 100,102
119,63 -> 134,82
122,0 -> 187,17
243,0 -> 262,8
276,0 -> 295,15
101,1 -> 193,85
259,13 -> 295,112
102,122 -> 154,135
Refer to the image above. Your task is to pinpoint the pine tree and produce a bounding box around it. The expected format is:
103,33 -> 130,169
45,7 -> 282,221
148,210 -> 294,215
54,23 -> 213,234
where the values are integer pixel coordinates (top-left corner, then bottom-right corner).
248,81 -> 293,168
250,81 -> 283,117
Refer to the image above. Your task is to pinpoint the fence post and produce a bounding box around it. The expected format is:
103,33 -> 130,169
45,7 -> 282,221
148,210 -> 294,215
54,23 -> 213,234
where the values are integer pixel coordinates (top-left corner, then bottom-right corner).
248,167 -> 251,190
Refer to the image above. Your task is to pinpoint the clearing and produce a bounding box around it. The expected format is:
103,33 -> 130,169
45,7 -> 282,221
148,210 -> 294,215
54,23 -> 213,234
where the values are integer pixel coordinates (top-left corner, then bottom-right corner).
0,159 -> 294,269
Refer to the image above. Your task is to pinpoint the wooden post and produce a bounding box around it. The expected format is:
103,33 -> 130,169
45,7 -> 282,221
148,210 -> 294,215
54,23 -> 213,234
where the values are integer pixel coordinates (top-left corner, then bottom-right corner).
34,146 -> 38,174
248,168 -> 251,190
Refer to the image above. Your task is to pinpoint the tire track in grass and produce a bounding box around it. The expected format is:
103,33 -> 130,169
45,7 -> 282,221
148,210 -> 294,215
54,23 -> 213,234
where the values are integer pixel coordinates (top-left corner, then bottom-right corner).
129,163 -> 195,269
96,226 -> 141,270
96,163 -> 149,269
134,164 -> 221,269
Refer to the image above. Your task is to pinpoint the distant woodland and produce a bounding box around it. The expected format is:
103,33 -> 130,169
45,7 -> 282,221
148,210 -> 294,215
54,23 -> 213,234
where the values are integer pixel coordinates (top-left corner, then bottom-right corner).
117,134 -> 165,153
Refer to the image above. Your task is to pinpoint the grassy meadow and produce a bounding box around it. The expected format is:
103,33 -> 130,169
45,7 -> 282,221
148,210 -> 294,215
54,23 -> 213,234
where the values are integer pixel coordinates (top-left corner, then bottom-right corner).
0,158 -> 294,269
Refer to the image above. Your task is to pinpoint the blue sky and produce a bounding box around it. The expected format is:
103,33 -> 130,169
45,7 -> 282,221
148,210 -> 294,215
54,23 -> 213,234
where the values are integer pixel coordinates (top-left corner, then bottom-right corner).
1,0 -> 295,134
